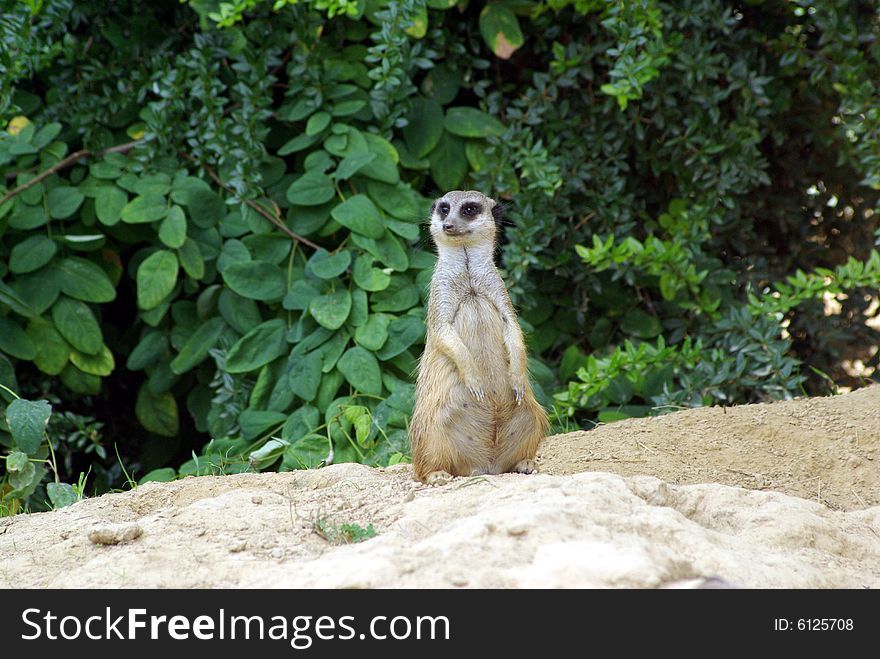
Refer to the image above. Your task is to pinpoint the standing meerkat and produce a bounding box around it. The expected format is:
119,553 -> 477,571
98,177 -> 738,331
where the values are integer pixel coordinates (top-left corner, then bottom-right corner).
410,190 -> 548,484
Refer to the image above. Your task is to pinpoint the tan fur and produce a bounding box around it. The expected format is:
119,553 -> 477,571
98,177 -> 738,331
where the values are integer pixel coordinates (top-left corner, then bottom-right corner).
410,191 -> 548,483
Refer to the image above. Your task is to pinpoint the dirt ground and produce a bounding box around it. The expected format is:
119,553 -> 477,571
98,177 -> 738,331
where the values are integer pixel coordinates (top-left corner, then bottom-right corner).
1,386 -> 878,588
538,384 -> 880,511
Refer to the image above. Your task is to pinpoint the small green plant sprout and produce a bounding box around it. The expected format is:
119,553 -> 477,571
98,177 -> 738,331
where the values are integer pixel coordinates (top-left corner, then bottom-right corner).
313,517 -> 377,544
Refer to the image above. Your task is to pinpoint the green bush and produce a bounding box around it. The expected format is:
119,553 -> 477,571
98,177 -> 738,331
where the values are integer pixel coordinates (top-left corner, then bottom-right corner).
1,0 -> 878,512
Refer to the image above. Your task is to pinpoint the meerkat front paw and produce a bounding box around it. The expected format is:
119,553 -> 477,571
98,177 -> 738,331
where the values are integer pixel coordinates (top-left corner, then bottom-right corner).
510,373 -> 526,405
512,459 -> 537,474
464,372 -> 485,401
425,470 -> 454,486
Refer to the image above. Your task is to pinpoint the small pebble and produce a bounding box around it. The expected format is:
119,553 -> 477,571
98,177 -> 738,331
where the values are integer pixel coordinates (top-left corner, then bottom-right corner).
88,523 -> 143,546
229,540 -> 247,553
251,495 -> 263,505
507,523 -> 528,537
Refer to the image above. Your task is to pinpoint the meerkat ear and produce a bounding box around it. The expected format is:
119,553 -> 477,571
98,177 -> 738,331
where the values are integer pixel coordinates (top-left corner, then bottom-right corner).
490,200 -> 504,228
429,201 -> 436,215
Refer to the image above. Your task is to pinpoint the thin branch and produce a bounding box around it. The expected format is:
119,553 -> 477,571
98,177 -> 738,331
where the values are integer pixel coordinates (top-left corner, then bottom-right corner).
0,139 -> 144,206
183,154 -> 320,251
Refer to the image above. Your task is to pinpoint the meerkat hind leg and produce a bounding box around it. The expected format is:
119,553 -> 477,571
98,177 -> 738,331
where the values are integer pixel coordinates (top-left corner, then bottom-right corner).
494,402 -> 544,475
512,459 -> 537,474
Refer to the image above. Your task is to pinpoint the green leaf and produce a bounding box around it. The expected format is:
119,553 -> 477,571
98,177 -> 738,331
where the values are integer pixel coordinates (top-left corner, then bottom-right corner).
330,194 -> 385,239
239,410 -> 287,441
307,249 -> 352,279
371,277 -> 420,312
139,467 -> 177,484
286,171 -> 336,206
335,152 -> 376,180
1,277 -> 39,317
366,181 -> 424,221
288,351 -> 323,402
47,186 -> 85,219
337,346 -> 382,396
134,173 -> 172,197
9,235 -> 57,274
352,254 -> 391,291
430,132 -> 468,191
183,189 -> 225,228
90,161 -> 123,179
354,313 -> 391,351
0,354 -> 17,399
282,280 -> 321,311
137,250 -> 179,310
58,257 -> 116,303
332,99 -> 367,116
177,238 -> 205,279
136,386 -> 179,436
6,398 -> 52,454
59,363 -> 100,394
479,4 -> 525,59
120,193 -> 168,224
170,317 -> 226,374
32,122 -> 61,148
26,319 -> 69,375
360,133 -> 400,184
376,315 -> 425,360
127,330 -> 168,370
352,230 -> 409,271
51,297 -> 103,355
310,290 -> 352,330
281,405 -> 320,441
324,124 -> 369,159
383,217 -> 419,241
314,329 -> 347,374
444,107 -> 505,138
0,316 -> 37,360
159,205 -> 187,248
404,97 -> 444,158
306,111 -> 331,135
349,288 -> 368,327
222,261 -> 286,300
46,482 -> 78,509
226,319 -> 288,373
7,452 -> 36,490
278,132 -> 320,155
70,344 -> 115,376
281,433 -> 327,470
620,309 -> 663,339
218,289 -> 262,334
94,186 -> 127,225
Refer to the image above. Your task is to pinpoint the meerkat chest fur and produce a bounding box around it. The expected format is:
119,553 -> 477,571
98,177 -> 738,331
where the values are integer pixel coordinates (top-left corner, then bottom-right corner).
430,242 -> 504,325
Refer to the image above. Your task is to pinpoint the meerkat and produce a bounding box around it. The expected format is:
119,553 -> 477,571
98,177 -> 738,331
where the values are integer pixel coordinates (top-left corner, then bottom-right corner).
409,190 -> 548,484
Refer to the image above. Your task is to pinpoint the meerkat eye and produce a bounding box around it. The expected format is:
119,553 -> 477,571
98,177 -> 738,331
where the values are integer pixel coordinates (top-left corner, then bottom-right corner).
461,203 -> 482,218
438,202 -> 450,216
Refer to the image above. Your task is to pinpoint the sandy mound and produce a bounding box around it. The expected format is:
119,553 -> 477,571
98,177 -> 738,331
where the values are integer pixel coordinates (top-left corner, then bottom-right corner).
539,384 -> 880,511
1,387 -> 878,588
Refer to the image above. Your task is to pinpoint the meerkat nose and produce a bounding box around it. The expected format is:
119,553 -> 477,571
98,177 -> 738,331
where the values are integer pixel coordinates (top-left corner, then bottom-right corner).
442,223 -> 455,232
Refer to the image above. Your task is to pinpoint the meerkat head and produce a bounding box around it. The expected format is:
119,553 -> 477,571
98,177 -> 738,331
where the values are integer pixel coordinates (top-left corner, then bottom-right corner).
429,190 -> 503,249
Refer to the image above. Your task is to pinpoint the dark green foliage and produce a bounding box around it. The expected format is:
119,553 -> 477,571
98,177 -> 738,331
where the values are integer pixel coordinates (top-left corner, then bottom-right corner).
1,0 -> 878,512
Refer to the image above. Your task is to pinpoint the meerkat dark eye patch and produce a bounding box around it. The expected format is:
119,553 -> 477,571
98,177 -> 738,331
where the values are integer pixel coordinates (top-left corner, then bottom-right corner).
438,202 -> 450,216
460,202 -> 482,218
